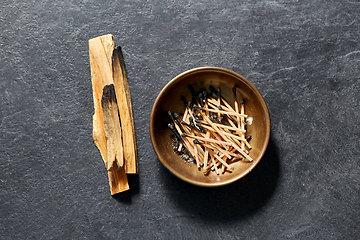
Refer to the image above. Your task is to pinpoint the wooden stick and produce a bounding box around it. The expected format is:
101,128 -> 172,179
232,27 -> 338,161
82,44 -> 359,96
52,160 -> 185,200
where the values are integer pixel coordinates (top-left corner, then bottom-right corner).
219,130 -> 252,149
171,85 -> 254,176
240,100 -> 246,151
215,87 -> 221,120
101,84 -> 124,171
193,141 -> 200,168
201,114 -> 233,144
173,122 -> 204,161
213,153 -> 233,170
89,34 -> 130,194
202,112 -> 252,161
182,107 -> 189,123
202,143 -> 232,159
232,87 -> 241,129
202,97 -> 210,170
199,123 -> 247,144
203,146 -> 209,170
198,120 -> 246,134
207,98 -> 230,112
194,106 -> 247,118
108,166 -> 129,194
89,34 -> 114,166
212,157 -> 220,175
182,134 -> 232,146
231,142 -> 253,162
112,46 -> 138,174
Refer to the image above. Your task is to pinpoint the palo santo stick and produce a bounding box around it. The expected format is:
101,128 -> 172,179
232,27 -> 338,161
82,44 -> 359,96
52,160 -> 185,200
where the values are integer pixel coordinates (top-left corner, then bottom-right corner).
102,84 -> 124,171
89,34 -> 114,165
89,34 -> 129,194
108,164 -> 129,194
112,46 -> 138,174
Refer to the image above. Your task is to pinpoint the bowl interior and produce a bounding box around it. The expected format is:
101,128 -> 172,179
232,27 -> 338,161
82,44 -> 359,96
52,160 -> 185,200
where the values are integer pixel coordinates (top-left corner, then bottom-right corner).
150,67 -> 270,187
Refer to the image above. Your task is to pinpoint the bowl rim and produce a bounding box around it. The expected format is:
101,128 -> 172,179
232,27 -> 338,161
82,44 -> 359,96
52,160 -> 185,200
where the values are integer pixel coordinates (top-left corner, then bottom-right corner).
149,66 -> 271,187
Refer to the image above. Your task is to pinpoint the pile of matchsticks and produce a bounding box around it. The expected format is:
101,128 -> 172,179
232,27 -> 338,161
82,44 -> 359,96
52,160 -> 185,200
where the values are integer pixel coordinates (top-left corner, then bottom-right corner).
168,85 -> 253,175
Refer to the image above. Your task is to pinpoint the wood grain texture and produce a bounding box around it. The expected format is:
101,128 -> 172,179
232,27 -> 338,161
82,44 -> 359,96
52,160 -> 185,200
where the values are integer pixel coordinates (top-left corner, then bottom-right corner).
89,34 -> 129,194
112,46 -> 139,174
101,84 -> 124,171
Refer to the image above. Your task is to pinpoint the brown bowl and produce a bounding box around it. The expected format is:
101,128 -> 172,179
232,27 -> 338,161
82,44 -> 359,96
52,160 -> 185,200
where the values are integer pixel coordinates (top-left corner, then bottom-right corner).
149,67 -> 271,187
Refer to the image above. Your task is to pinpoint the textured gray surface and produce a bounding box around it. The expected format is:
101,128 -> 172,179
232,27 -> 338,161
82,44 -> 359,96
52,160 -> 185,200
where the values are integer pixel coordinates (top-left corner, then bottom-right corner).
1,0 -> 359,239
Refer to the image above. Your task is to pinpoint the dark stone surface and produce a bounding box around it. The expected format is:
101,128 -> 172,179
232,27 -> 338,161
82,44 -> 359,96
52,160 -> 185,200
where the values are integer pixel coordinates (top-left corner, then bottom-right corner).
1,0 -> 359,239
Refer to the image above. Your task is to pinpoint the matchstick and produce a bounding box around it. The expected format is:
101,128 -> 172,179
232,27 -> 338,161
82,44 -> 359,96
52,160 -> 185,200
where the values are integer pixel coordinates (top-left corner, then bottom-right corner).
181,134 -> 232,146
194,106 -> 247,118
240,100 -> 246,151
169,85 -> 254,176
232,86 -> 241,129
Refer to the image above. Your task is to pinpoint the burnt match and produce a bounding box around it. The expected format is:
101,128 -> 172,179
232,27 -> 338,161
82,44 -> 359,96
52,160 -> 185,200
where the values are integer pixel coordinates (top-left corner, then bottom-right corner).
168,85 -> 253,176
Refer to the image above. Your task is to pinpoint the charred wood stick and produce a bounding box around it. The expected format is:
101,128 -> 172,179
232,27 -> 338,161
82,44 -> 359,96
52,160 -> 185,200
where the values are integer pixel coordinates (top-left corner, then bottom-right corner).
89,34 -> 129,194
101,84 -> 124,171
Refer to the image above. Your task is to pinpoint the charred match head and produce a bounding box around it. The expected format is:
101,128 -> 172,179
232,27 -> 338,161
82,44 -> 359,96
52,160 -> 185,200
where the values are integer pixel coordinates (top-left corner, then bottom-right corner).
168,111 -> 185,132
216,87 -> 221,99
209,86 -> 217,98
188,84 -> 198,106
167,122 -> 175,130
188,84 -> 196,97
168,111 -> 175,121
173,112 -> 180,119
245,135 -> 252,142
212,114 -> 222,124
181,120 -> 191,128
200,88 -> 208,100
198,92 -> 204,107
181,96 -> 189,109
168,122 -> 184,143
232,86 -> 237,99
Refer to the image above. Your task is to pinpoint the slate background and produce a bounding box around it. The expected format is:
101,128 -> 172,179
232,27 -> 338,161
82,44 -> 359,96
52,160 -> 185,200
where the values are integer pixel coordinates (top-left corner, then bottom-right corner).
1,0 -> 359,239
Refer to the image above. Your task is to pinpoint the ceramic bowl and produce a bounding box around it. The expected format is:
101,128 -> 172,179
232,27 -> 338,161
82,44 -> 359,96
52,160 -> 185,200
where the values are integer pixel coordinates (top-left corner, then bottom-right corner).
149,67 -> 271,187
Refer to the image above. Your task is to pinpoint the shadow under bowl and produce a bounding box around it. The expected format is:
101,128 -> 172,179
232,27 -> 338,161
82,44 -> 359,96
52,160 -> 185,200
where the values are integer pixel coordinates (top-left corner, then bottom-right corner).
149,67 -> 271,187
